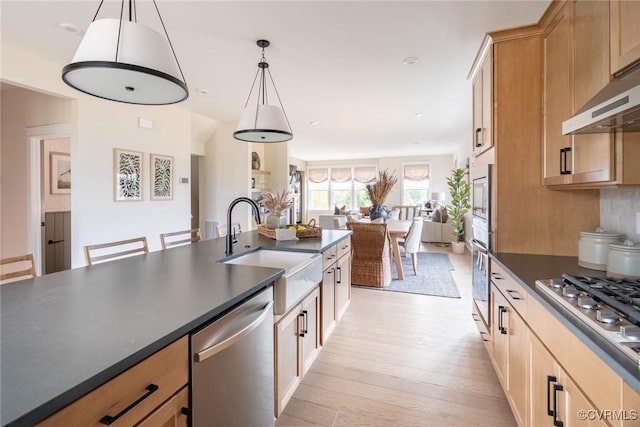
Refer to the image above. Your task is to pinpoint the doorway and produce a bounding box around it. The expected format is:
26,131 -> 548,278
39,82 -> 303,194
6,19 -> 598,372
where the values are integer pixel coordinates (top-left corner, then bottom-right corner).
26,125 -> 72,275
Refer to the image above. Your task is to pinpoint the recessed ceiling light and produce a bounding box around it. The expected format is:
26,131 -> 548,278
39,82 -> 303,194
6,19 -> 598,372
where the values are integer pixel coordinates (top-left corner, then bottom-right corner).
414,112 -> 424,117
403,56 -> 419,65
309,121 -> 320,126
196,88 -> 210,95
59,23 -> 82,35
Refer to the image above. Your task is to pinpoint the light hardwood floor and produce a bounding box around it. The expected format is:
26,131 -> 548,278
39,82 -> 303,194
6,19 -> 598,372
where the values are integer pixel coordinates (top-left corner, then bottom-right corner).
276,244 -> 516,427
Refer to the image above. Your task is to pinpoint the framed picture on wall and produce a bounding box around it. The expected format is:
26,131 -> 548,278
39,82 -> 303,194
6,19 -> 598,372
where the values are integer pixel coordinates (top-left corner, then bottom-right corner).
114,148 -> 143,201
50,152 -> 71,194
150,153 -> 173,201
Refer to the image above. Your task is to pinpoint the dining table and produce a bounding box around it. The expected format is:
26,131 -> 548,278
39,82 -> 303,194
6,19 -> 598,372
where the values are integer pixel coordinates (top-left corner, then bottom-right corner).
385,219 -> 413,280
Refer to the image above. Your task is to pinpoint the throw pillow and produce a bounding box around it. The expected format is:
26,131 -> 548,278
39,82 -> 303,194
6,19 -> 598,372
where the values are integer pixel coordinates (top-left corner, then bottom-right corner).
432,206 -> 449,223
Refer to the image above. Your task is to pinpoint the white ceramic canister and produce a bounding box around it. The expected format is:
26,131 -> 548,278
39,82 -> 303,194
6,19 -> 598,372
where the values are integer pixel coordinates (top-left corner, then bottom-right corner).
607,240 -> 640,279
578,228 -> 624,270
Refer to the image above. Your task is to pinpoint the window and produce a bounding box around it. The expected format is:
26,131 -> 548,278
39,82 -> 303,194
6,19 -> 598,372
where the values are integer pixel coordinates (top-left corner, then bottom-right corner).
307,166 -> 376,211
402,163 -> 430,206
307,168 -> 329,210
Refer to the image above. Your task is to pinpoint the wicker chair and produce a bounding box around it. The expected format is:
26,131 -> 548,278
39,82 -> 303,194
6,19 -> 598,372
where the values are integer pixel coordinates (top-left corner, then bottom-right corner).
347,222 -> 392,287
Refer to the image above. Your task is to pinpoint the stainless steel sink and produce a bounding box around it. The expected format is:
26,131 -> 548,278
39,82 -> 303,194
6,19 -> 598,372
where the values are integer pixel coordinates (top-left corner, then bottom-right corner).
223,250 -> 322,315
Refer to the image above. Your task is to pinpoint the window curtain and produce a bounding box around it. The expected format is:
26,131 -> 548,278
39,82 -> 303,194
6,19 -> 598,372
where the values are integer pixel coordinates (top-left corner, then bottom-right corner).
308,168 -> 329,183
330,167 -> 352,183
403,164 -> 430,181
353,166 -> 377,183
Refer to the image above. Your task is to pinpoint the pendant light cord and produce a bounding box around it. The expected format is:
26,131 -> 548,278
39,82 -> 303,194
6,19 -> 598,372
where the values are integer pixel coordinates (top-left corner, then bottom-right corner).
152,0 -> 188,84
91,0 -> 105,21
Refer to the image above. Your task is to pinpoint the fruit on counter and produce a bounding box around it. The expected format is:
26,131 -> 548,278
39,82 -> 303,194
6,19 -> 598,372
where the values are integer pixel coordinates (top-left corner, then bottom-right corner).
297,225 -> 306,231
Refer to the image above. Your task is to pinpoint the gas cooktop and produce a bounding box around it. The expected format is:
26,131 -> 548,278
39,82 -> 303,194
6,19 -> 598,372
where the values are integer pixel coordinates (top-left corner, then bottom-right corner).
536,274 -> 640,366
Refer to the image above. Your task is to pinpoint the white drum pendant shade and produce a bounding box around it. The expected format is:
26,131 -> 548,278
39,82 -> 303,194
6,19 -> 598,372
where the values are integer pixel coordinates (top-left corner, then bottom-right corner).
234,104 -> 293,143
62,19 -> 188,105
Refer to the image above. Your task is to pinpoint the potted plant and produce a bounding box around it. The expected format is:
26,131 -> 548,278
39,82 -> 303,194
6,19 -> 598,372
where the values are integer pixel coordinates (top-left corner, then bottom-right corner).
262,189 -> 292,229
446,168 -> 471,254
365,169 -> 398,221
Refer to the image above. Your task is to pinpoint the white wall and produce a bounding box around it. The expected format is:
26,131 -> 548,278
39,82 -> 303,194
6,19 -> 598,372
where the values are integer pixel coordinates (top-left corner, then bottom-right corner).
1,86 -> 71,259
43,137 -> 71,213
2,44 -> 194,267
202,121 -> 251,233
72,97 -> 192,265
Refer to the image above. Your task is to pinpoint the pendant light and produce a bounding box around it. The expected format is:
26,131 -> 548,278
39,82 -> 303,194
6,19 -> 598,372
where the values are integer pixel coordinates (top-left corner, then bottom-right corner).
234,40 -> 293,143
62,0 -> 188,105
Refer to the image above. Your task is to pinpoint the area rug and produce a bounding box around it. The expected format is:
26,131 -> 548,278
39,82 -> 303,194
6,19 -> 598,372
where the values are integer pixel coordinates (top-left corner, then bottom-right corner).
352,252 -> 461,298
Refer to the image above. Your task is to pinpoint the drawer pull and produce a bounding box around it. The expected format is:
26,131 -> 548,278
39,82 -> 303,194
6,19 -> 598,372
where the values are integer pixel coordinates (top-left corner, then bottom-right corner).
99,384 -> 159,425
546,375 -> 557,417
491,272 -> 503,280
506,289 -> 522,300
553,383 -> 564,427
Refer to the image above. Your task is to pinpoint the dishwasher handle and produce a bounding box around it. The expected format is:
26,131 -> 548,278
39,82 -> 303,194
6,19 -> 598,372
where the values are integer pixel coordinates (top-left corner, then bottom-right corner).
194,300 -> 274,363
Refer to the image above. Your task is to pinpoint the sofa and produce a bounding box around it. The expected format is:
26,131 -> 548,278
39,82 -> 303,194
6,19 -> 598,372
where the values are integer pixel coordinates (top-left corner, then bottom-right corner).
421,218 -> 455,243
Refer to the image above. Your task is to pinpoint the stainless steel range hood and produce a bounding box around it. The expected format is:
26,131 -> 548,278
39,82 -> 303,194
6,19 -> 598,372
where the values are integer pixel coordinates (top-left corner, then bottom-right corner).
562,62 -> 640,135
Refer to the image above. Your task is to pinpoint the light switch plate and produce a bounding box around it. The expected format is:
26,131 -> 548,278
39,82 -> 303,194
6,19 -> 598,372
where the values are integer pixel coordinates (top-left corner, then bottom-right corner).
138,117 -> 153,129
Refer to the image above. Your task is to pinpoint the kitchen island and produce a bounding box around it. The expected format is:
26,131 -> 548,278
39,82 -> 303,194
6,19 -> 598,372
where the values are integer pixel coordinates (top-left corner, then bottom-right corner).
0,230 -> 351,426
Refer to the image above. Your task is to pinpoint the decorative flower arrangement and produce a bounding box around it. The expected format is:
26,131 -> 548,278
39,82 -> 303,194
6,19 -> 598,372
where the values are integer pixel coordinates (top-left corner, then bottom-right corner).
261,189 -> 292,214
365,169 -> 398,206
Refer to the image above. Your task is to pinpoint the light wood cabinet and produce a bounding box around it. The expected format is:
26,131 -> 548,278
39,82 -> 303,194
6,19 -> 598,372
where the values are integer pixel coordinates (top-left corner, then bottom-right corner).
610,0 -> 640,75
471,42 -> 493,157
491,284 -> 527,427
543,0 -> 614,187
135,386 -> 188,427
530,334 -> 607,427
470,25 -> 599,255
542,0 -> 640,188
320,237 -> 351,345
274,287 -> 320,417
38,337 -> 189,427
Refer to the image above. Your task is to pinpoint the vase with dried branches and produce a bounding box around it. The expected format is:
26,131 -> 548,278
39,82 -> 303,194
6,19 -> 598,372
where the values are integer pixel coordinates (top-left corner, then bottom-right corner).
365,169 -> 398,221
262,189 -> 292,229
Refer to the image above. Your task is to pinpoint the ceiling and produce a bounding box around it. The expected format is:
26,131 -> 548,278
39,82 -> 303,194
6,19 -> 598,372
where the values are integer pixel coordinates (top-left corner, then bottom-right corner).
1,1 -> 549,161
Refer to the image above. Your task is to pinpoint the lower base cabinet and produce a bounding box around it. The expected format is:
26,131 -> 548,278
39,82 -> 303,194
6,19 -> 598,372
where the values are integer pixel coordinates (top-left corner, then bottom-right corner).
37,337 -> 189,427
136,386 -> 188,427
274,287 -> 320,417
491,285 -> 527,427
530,334 -> 606,427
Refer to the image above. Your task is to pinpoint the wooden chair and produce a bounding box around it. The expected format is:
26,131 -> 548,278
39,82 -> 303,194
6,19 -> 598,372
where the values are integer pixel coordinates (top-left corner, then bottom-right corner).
399,219 -> 424,275
160,228 -> 201,249
83,237 -> 149,266
393,205 -> 421,221
346,222 -> 392,287
0,254 -> 35,284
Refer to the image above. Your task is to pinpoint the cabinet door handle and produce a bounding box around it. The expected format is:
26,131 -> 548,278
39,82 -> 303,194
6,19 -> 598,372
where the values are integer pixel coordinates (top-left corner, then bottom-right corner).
298,312 -> 306,337
99,384 -> 159,425
553,383 -> 564,427
564,146 -> 571,175
475,128 -> 482,147
302,310 -> 309,335
498,305 -> 507,334
559,148 -> 565,175
181,407 -> 191,425
506,289 -> 521,300
336,266 -> 342,284
47,239 -> 64,245
546,375 -> 557,417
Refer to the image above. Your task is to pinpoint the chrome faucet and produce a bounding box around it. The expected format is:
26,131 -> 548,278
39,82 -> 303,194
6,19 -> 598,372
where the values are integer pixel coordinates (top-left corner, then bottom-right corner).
226,197 -> 261,255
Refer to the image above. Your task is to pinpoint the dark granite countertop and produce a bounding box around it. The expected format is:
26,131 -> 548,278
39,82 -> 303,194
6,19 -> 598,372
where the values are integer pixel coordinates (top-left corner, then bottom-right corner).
1,230 -> 350,426
490,252 -> 640,393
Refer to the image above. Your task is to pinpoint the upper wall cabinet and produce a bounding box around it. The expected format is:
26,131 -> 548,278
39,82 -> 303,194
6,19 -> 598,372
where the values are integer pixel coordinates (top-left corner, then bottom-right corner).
543,0 -> 640,188
610,0 -> 640,75
471,41 -> 493,157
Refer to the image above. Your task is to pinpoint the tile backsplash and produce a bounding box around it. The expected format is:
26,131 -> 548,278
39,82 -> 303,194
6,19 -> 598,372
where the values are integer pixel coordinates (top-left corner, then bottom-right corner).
600,188 -> 640,242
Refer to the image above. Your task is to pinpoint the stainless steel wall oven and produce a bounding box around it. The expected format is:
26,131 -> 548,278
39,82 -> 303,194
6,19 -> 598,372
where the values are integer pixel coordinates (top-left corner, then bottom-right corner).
471,164 -> 492,327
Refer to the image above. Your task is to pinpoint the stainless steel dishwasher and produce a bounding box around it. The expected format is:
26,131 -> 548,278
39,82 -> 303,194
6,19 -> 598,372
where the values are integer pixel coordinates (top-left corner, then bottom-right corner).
191,287 -> 274,426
